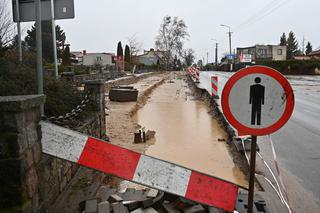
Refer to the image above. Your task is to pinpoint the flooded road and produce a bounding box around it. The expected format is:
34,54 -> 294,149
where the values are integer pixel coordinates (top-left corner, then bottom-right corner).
133,74 -> 248,187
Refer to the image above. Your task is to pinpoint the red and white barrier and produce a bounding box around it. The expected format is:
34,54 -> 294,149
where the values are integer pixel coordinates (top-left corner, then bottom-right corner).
41,121 -> 239,212
211,76 -> 218,98
186,66 -> 200,81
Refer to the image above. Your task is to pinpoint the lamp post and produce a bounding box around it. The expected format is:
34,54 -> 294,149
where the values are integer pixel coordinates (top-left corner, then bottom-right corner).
220,24 -> 233,71
211,38 -> 219,65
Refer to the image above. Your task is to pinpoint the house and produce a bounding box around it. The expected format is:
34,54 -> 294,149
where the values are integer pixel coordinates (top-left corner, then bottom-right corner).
236,45 -> 287,62
70,51 -> 83,64
307,49 -> 320,59
71,50 -> 115,66
82,51 -> 115,66
135,49 -> 166,66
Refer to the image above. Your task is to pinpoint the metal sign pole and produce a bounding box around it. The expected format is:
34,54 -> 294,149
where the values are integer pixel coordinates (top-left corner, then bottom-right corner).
15,0 -> 22,62
35,0 -> 44,115
248,135 -> 257,213
50,0 -> 59,79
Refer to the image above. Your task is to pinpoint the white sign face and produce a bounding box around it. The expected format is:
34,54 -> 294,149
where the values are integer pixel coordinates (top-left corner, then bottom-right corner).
229,74 -> 285,128
12,0 -> 75,22
240,54 -> 252,63
221,66 -> 294,136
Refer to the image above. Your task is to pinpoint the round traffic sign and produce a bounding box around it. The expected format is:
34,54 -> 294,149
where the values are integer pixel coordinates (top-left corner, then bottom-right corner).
221,66 -> 294,136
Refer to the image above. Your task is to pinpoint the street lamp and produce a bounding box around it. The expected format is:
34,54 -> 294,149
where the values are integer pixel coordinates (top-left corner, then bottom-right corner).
220,24 -> 233,71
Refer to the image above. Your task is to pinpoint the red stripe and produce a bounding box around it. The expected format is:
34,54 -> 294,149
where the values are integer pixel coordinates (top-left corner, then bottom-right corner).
78,137 -> 141,180
185,171 -> 238,212
212,83 -> 218,92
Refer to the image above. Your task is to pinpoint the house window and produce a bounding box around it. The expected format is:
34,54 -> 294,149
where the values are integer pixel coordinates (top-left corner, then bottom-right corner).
277,49 -> 282,55
257,49 -> 267,57
97,56 -> 102,61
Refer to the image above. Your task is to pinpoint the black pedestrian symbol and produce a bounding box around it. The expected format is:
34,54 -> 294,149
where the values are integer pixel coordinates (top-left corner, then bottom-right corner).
249,77 -> 265,125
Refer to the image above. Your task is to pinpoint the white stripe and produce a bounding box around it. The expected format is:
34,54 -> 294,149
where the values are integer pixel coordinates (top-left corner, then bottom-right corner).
133,155 -> 192,196
211,79 -> 218,85
40,121 -> 88,162
212,89 -> 217,96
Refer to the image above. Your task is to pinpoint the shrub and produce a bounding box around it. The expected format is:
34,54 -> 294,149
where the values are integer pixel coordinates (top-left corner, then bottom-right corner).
0,58 -> 82,117
256,60 -> 320,75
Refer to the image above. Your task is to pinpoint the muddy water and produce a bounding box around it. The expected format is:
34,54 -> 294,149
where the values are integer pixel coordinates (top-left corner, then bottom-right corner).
133,75 -> 248,187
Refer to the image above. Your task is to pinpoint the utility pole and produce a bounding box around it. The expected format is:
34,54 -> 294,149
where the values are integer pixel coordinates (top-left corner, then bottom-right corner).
35,0 -> 44,115
215,43 -> 218,65
302,36 -> 305,55
220,24 -> 233,71
211,39 -> 219,65
51,0 -> 59,79
15,0 -> 22,63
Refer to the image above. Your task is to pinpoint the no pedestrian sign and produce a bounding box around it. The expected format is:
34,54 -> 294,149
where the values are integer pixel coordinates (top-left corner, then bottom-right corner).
221,66 -> 294,136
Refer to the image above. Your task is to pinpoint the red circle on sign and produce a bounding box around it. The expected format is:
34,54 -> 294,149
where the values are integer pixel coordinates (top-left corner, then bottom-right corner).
221,66 -> 294,136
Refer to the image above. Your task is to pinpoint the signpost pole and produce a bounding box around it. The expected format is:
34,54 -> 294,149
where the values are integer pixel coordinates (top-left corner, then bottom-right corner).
15,0 -> 22,63
35,0 -> 44,115
248,135 -> 257,213
50,0 -> 59,79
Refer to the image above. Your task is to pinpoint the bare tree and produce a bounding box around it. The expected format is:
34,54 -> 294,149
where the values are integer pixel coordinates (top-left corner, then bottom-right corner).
183,48 -> 195,66
0,1 -> 15,50
155,15 -> 189,68
127,35 -> 142,57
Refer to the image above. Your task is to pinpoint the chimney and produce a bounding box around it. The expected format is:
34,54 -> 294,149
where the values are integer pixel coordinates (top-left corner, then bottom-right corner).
83,50 -> 87,55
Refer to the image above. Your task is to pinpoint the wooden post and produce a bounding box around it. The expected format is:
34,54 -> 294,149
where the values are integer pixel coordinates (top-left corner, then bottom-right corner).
248,135 -> 257,213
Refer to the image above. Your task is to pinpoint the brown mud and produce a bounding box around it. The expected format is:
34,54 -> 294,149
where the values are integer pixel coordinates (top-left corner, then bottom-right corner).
132,72 -> 248,187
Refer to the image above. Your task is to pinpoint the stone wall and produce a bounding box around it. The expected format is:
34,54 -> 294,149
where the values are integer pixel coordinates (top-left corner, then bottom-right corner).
0,81 -> 107,212
0,95 -> 45,212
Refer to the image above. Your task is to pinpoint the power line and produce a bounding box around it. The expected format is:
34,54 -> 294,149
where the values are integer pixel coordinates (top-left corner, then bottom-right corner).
234,0 -> 292,33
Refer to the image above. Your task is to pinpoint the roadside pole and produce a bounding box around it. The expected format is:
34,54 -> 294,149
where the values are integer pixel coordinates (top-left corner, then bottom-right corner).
15,0 -> 22,63
248,135 -> 257,213
221,66 -> 295,213
50,0 -> 59,79
35,0 -> 44,115
215,43 -> 218,65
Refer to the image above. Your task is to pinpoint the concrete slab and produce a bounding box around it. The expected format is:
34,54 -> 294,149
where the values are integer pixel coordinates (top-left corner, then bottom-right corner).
85,199 -> 98,213
112,202 -> 129,213
182,204 -> 205,213
131,207 -> 158,213
99,187 -> 117,202
98,201 -> 110,213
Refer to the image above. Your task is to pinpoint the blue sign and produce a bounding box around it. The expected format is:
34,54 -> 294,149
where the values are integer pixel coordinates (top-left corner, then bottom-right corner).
227,54 -> 236,60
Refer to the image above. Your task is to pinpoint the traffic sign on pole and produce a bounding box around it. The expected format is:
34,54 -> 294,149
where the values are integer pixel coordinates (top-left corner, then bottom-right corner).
40,121 -> 240,212
221,65 -> 294,213
221,66 -> 294,136
12,0 -> 75,22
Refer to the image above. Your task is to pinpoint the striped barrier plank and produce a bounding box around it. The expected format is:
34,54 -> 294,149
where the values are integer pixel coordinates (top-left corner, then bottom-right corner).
40,121 -> 240,212
211,76 -> 218,98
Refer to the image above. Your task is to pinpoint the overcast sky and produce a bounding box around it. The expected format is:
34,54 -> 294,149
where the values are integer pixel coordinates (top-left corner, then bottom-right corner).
8,0 -> 320,62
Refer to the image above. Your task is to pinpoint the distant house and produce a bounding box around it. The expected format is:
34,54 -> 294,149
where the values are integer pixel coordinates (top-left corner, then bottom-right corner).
236,45 -> 287,62
71,50 -> 115,66
135,49 -> 166,66
70,51 -> 83,64
307,49 -> 320,59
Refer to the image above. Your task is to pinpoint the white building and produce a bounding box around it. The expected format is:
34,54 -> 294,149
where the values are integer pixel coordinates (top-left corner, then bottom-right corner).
71,50 -> 115,66
82,52 -> 114,66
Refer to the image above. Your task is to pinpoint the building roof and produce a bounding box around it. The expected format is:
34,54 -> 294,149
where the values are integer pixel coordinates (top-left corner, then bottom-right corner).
308,50 -> 320,56
237,44 -> 286,50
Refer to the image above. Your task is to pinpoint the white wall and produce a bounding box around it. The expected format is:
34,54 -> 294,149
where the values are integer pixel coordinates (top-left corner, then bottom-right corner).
82,54 -> 113,66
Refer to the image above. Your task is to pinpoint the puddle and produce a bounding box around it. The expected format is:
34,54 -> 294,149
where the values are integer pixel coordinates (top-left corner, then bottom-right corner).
132,77 -> 248,187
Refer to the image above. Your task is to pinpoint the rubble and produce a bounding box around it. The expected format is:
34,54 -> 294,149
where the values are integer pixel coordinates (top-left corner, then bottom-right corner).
82,186 -> 229,213
82,185 -> 268,213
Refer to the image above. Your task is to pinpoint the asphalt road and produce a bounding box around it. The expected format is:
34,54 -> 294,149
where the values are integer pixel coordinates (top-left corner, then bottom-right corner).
262,76 -> 320,205
197,71 -> 320,209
